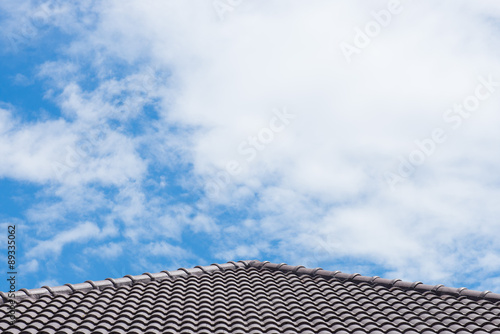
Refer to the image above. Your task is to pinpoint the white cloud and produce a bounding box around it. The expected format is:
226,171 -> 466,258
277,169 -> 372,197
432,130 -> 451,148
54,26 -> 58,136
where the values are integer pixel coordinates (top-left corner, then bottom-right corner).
84,242 -> 123,259
18,259 -> 39,273
106,0 -> 500,286
145,241 -> 190,259
26,221 -> 102,258
69,263 -> 86,274
0,112 -> 77,183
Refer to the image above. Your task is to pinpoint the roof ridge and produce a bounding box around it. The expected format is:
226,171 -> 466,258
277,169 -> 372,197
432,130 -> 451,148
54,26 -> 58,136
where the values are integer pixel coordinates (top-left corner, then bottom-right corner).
253,261 -> 500,303
0,260 -> 257,305
2,260 -> 499,305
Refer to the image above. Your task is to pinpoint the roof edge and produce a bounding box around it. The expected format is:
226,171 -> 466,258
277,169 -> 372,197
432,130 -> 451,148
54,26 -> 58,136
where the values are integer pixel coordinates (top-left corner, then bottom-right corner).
2,260 -> 499,305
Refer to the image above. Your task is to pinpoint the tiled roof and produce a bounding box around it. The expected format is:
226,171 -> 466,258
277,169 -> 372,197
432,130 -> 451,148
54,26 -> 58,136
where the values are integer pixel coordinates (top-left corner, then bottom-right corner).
1,260 -> 500,333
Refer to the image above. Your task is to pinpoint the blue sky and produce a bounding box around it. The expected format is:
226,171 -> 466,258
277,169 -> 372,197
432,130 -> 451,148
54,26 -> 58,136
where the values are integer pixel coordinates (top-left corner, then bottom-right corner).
1,0 -> 500,293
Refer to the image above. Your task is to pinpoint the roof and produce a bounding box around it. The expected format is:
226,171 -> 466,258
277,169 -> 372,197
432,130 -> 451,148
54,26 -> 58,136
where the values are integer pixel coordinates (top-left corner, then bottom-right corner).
1,260 -> 500,333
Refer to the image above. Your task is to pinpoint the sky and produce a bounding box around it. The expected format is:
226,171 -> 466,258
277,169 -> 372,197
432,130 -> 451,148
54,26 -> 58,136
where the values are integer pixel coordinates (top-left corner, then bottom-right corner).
1,0 -> 500,293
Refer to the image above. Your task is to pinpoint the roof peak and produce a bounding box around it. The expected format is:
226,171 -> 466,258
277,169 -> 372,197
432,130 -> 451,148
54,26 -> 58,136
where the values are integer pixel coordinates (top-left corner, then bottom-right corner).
2,260 -> 499,305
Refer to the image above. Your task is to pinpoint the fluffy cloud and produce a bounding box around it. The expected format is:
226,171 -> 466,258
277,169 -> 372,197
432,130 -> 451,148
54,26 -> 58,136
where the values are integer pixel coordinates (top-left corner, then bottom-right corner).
18,259 -> 39,274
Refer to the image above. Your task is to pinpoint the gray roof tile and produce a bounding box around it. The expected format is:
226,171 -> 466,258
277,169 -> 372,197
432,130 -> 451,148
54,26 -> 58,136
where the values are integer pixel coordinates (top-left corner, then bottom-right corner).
1,260 -> 500,332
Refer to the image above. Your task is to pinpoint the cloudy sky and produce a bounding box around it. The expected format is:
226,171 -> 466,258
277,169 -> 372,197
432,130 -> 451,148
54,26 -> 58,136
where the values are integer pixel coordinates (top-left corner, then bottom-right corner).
1,0 -> 500,292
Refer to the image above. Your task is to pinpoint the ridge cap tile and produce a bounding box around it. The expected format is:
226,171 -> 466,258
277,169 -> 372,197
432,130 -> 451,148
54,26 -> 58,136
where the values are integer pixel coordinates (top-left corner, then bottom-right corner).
2,259 -> 499,308
1,260 -> 258,304
246,261 -> 500,303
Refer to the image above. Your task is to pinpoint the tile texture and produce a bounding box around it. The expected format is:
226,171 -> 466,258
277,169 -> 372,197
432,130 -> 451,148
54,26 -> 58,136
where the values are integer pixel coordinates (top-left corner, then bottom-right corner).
1,260 -> 500,333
